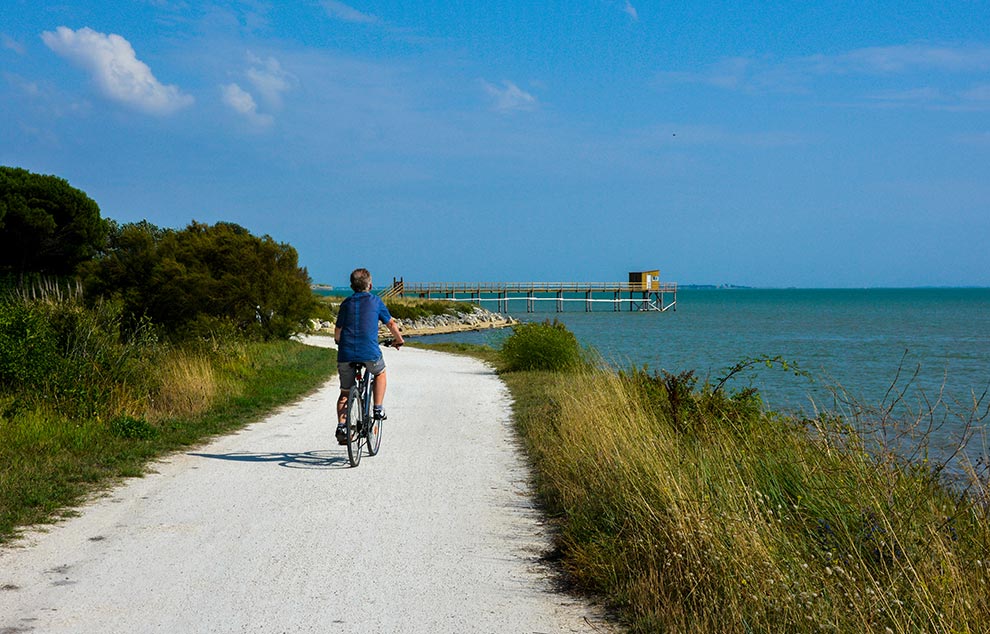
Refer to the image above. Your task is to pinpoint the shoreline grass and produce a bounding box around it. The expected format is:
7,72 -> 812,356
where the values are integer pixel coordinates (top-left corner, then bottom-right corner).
507,367 -> 990,632
416,328 -> 990,633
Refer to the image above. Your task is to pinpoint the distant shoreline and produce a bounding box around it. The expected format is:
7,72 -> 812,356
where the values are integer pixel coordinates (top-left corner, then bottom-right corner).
308,305 -> 516,338
314,284 -> 990,292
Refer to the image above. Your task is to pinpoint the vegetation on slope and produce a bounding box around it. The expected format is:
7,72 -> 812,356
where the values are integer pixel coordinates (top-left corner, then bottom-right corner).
0,289 -> 334,543
492,320 -> 990,633
0,167 -> 334,543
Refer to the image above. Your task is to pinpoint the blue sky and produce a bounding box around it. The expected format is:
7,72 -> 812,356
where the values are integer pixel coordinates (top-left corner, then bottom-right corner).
2,1 -> 989,287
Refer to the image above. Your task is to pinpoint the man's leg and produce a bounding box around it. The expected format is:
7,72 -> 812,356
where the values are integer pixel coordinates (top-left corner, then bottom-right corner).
337,390 -> 348,425
335,389 -> 350,445
372,370 -> 387,407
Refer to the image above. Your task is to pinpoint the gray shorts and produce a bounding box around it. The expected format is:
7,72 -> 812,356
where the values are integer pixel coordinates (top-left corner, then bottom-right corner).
338,357 -> 386,390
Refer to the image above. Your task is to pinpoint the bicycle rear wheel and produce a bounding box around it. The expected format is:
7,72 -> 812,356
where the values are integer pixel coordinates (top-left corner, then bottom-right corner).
345,387 -> 363,467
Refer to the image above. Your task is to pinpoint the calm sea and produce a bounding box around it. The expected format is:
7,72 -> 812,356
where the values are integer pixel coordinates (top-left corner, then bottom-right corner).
414,288 -> 990,461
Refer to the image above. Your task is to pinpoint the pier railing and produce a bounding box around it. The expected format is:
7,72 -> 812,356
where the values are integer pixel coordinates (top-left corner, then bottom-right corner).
389,280 -> 677,313
400,281 -> 678,293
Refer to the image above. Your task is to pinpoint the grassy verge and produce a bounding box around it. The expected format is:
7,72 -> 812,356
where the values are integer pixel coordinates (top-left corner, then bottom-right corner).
506,367 -> 990,632
418,322 -> 990,633
0,340 -> 334,543
404,340 -> 500,363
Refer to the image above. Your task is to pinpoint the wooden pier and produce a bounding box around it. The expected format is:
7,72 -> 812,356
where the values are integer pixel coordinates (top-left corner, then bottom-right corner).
382,272 -> 677,313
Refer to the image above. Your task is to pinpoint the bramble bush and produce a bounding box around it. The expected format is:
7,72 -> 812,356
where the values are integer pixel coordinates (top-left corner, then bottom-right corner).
499,319 -> 585,372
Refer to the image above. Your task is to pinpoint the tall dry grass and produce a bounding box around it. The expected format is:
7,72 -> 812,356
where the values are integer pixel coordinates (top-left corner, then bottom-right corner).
142,350 -> 221,422
510,367 -> 990,633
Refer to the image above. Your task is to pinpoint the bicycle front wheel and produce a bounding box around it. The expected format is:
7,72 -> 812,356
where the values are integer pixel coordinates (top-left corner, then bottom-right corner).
365,411 -> 383,456
345,387 -> 363,467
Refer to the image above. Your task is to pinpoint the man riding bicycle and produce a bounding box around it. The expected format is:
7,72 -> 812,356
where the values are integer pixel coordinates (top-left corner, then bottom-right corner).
334,268 -> 404,445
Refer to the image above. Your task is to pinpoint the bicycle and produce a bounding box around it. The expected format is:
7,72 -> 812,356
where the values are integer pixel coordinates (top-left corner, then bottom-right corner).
342,340 -> 396,467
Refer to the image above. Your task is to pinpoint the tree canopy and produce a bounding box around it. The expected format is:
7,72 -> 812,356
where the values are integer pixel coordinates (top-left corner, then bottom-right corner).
81,220 -> 314,340
0,166 -> 106,275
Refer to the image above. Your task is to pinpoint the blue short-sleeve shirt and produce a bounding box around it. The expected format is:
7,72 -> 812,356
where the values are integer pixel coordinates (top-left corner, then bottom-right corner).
335,292 -> 392,362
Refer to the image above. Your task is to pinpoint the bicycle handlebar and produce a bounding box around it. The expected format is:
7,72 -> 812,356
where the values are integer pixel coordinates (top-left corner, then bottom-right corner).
380,338 -> 403,349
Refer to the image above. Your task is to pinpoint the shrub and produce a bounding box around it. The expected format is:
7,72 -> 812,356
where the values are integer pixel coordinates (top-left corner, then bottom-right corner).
0,293 -> 162,418
81,220 -> 314,340
109,415 -> 157,439
499,319 -> 584,372
0,296 -> 60,388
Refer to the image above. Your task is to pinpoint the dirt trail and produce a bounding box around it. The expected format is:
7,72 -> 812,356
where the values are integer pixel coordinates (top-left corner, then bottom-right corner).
0,338 -> 613,633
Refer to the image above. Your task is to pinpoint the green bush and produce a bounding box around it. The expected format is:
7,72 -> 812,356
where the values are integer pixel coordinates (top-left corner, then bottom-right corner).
109,415 -> 158,439
499,319 -> 584,372
0,294 -> 162,417
81,220 -> 314,340
0,297 -> 60,387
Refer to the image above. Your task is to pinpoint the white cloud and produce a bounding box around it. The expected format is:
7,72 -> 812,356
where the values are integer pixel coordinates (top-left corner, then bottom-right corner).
245,54 -> 294,107
4,72 -> 41,97
321,1 -> 378,24
622,1 -> 639,20
825,44 -> 990,74
631,123 -> 808,149
40,26 -> 193,115
656,44 -> 990,106
2,34 -> 25,55
961,83 -> 990,102
953,131 -> 990,146
221,82 -> 273,126
481,80 -> 537,113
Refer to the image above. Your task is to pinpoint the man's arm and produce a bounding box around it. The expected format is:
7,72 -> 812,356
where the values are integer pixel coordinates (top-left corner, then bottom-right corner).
385,319 -> 404,347
334,326 -> 342,346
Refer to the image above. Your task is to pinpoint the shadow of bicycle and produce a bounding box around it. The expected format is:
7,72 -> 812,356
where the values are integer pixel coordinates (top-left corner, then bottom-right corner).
189,450 -> 350,470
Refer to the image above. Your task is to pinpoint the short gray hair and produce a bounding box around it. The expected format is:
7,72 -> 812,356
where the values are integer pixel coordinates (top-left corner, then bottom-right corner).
350,268 -> 371,292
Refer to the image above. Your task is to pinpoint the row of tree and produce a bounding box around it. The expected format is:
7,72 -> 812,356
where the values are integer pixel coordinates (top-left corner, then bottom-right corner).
1,166 -> 314,340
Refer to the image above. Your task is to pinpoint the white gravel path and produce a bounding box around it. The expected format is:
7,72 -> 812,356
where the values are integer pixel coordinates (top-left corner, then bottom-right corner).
0,337 -> 614,633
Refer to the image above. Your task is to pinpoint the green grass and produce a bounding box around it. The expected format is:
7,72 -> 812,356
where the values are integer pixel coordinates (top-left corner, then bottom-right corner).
0,340 -> 335,543
404,340 -> 499,364
502,364 -> 990,633
417,326 -> 990,633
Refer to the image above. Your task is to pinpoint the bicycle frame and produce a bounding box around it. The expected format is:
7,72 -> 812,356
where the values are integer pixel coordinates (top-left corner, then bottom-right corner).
345,361 -> 378,467
356,364 -> 375,422
343,340 -> 395,467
